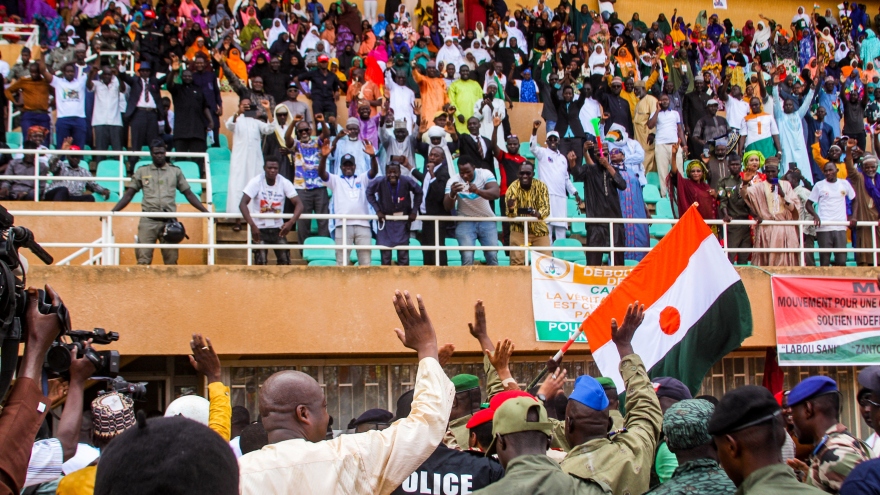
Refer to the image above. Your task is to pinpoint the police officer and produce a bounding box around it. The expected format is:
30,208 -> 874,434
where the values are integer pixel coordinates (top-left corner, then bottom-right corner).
708,385 -> 826,495
112,139 -> 208,265
785,376 -> 873,493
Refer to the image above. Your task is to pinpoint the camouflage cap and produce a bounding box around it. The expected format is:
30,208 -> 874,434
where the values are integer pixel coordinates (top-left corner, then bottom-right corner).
663,399 -> 715,451
486,396 -> 552,455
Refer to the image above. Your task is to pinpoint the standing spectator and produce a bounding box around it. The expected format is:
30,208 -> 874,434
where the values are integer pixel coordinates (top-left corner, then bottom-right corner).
570,141 -> 627,266
718,154 -> 753,265
44,138 -> 110,202
5,63 -> 51,146
226,99 -> 277,231
807,158 -> 858,267
318,137 -> 379,266
530,121 -> 581,242
784,165 -> 817,266
473,84 -> 506,150
413,146 -> 453,266
459,116 -> 495,174
40,59 -> 89,149
742,159 -> 802,266
448,66 -> 483,134
737,95 -> 782,164
295,54 -> 341,118
87,62 -> 125,152
366,160 -> 423,265
280,83 -> 313,129
7,46 -> 31,82
239,157 -> 305,265
849,144 -> 880,266
190,53 -> 223,147
842,82 -> 870,150
632,80 -> 658,174
0,141 -> 47,200
691,99 -> 729,158
492,117 -> 527,246
111,140 -> 208,265
411,61 -> 450,133
648,93 -> 687,197
772,77 -> 816,176
505,162 -> 550,265
48,32 -> 76,72
596,76 -> 634,137
290,117 -> 331,243
443,156 -> 501,265
682,75 -> 711,155
121,62 -> 167,173
167,55 -> 213,178
553,85 -> 590,166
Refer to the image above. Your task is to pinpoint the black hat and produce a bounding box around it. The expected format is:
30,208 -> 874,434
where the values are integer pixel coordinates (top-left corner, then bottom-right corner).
708,385 -> 781,436
341,153 -> 356,164
859,366 -> 880,394
95,415 -> 238,495
351,408 -> 393,428
654,377 -> 693,402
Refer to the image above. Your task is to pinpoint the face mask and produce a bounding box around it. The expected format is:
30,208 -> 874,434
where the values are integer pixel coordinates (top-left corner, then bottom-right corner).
553,83 -> 561,89
730,48 -> 738,53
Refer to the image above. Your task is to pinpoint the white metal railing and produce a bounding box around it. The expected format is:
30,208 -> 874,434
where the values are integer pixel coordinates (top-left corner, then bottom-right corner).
0,148 -> 212,201
83,51 -> 137,75
6,101 -> 18,134
7,210 -> 880,267
0,23 -> 39,47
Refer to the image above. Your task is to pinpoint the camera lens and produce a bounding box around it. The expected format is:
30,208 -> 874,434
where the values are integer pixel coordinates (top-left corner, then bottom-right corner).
45,344 -> 72,372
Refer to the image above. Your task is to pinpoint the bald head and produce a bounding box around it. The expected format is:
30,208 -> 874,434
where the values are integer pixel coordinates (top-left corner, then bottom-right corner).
260,370 -> 329,444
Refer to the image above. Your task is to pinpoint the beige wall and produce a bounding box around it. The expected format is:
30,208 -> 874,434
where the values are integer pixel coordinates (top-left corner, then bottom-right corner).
21,264 -> 880,358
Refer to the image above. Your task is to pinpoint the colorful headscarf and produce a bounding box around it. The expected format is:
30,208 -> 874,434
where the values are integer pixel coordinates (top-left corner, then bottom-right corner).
741,150 -> 766,169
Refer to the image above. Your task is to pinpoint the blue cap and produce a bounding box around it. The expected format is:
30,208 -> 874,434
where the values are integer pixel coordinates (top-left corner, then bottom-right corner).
569,375 -> 610,411
788,376 -> 838,407
139,61 -> 151,70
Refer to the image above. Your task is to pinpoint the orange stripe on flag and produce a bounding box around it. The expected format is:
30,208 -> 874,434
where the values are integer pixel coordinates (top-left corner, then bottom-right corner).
580,206 -> 714,350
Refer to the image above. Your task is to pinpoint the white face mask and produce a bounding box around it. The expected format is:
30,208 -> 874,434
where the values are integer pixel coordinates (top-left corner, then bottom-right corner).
730,48 -> 738,53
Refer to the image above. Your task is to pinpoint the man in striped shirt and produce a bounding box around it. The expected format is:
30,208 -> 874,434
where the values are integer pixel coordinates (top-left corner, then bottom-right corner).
505,162 -> 551,265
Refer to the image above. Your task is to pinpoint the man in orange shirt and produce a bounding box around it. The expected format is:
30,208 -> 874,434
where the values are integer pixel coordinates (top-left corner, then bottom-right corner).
412,60 -> 449,133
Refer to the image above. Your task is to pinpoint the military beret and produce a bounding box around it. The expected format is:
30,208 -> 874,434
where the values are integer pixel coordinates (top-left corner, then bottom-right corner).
596,377 -> 617,390
858,366 -> 880,394
351,408 -> 393,428
708,385 -> 781,436
451,374 -> 480,393
488,390 -> 532,410
654,377 -> 693,401
664,399 -> 715,451
788,376 -> 838,407
466,407 -> 494,429
569,375 -> 609,411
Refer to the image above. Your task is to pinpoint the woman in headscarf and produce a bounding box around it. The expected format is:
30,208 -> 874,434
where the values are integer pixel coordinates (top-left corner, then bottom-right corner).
630,13 -> 648,33
668,158 -> 719,229
589,43 -> 608,73
742,20 -> 755,48
220,47 -> 248,92
184,36 -> 210,62
411,36 -> 431,69
861,29 -> 880,69
299,25 -> 320,54
266,18 -> 287,48
321,18 -> 337,50
863,62 -> 880,85
270,31 -> 291,55
670,17 -> 687,45
657,13 -> 671,36
334,0 -> 363,51
698,39 -> 722,86
751,21 -> 773,66
614,46 -> 638,79
369,39 -> 389,65
661,35 -> 675,56
248,51 -> 271,80
605,126 -> 650,261
246,38 -> 270,70
529,36 -> 553,81
178,0 -> 201,21
358,28 -> 377,56
792,7 -> 815,69
239,15 -> 264,49
775,30 -> 799,78
815,27 -> 834,66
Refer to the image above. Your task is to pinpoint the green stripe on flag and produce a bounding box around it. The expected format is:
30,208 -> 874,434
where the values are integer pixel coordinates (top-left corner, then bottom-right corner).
778,335 -> 880,365
647,281 -> 753,396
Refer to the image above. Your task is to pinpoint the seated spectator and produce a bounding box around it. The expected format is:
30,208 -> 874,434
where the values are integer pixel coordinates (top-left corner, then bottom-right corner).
0,141 -> 48,201
44,138 -> 110,202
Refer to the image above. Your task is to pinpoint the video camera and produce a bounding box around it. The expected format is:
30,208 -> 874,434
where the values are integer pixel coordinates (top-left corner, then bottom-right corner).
45,328 -> 121,378
0,204 -> 54,399
101,376 -> 148,402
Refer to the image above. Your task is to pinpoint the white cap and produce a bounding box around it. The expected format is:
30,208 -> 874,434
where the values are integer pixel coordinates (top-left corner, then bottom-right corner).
707,99 -> 719,106
546,131 -> 560,139
164,395 -> 210,425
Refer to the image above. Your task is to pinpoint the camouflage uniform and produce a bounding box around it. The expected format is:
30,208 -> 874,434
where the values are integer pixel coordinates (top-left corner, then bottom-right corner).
444,355 -> 504,450
808,423 -> 874,493
644,458 -> 736,495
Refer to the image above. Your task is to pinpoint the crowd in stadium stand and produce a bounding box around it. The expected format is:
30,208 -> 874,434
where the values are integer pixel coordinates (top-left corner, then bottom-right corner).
4,287 -> 880,495
2,0 -> 880,268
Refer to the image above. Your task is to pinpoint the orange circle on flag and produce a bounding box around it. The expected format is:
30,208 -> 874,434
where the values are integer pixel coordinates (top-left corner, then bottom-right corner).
659,307 -> 681,336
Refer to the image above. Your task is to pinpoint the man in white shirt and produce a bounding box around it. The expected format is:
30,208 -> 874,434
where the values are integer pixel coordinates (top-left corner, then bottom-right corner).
443,157 -> 501,265
39,58 -> 88,148
87,63 -> 125,152
318,137 -> 379,266
807,161 -> 858,266
239,157 -> 305,265
530,121 -> 581,242
648,93 -> 687,197
238,290 -> 454,495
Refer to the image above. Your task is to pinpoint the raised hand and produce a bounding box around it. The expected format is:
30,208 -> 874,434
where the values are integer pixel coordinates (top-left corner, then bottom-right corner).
363,140 -> 376,156
484,338 -> 514,374
438,343 -> 455,366
537,367 -> 568,400
493,115 -> 502,127
392,291 -> 439,361
315,113 -> 325,123
533,119 -> 542,130
412,101 -> 421,116
610,301 -> 645,358
567,150 -> 577,162
60,136 -> 73,150
320,139 -> 331,157
189,333 -> 221,383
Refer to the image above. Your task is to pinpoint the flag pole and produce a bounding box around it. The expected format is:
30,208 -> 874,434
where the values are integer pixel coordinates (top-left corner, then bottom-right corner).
526,327 -> 585,390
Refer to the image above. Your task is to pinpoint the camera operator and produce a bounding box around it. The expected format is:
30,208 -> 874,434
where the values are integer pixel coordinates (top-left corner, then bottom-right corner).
0,285 -> 66,495
23,342 -> 97,489
504,162 -> 551,266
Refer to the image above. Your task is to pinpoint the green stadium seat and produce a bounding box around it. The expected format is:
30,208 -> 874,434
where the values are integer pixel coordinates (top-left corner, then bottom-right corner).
207,147 -> 231,163
650,222 -> 671,239
519,142 -> 535,159
173,161 -> 202,196
6,131 -> 21,147
654,200 -> 674,219
308,259 -> 337,266
567,198 -> 586,236
414,153 -> 425,173
624,259 -> 638,266
473,239 -> 508,265
646,172 -> 660,187
212,191 -> 227,212
96,160 -> 127,201
642,184 -> 661,205
445,237 -> 462,266
552,238 -> 586,265
302,236 -> 336,262
393,238 -> 424,266
218,134 -> 229,149
650,238 -> 659,247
